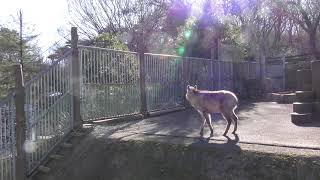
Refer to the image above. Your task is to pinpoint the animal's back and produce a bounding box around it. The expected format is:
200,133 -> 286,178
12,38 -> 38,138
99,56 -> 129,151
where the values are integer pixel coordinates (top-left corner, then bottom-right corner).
187,90 -> 238,113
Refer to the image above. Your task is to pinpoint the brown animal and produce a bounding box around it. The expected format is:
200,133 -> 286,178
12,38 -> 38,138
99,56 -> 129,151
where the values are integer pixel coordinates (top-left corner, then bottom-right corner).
185,85 -> 239,136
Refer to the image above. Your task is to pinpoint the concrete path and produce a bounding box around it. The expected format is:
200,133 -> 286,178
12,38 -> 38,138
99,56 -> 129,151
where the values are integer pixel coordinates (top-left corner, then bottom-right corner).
91,101 -> 320,156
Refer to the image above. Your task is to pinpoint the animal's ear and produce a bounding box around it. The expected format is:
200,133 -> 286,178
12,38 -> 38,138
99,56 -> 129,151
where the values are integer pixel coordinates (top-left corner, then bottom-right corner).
187,85 -> 190,90
194,85 -> 198,89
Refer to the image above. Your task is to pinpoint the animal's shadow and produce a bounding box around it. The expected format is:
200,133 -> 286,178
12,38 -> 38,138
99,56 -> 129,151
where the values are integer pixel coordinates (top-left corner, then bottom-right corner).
190,133 -> 241,152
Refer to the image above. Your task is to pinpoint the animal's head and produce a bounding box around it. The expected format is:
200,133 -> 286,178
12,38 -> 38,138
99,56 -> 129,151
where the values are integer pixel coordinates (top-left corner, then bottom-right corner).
186,85 -> 198,94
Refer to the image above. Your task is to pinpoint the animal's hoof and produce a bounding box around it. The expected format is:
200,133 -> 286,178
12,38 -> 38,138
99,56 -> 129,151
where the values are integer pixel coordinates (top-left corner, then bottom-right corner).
210,132 -> 214,137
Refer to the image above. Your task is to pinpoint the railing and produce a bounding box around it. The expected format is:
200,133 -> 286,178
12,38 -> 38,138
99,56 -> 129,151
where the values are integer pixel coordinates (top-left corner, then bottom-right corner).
24,51 -> 73,174
0,93 -> 16,180
79,46 -> 140,121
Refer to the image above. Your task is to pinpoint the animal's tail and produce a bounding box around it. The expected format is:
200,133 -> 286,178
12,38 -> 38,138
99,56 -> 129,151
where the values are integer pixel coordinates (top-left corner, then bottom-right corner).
232,106 -> 238,121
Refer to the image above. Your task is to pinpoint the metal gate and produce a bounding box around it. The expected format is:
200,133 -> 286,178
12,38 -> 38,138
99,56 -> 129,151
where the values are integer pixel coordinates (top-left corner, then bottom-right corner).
144,53 -> 184,112
79,46 -> 140,121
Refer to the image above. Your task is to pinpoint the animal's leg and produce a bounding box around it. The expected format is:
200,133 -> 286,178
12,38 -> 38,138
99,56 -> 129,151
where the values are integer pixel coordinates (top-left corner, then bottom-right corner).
221,112 -> 232,136
231,109 -> 238,134
198,111 -> 206,136
204,112 -> 214,136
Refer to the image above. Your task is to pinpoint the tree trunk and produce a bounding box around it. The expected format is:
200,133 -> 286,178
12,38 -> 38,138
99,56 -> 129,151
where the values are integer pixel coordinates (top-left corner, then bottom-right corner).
309,30 -> 320,60
212,38 -> 219,60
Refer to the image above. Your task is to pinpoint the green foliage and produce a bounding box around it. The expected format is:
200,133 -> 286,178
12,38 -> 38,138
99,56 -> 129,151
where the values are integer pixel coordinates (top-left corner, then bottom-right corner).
221,23 -> 252,60
0,62 -> 15,99
0,27 -> 20,62
175,17 -> 197,56
0,26 -> 43,99
0,27 -> 42,63
93,33 -> 129,51
175,1 -> 224,58
80,85 -> 140,120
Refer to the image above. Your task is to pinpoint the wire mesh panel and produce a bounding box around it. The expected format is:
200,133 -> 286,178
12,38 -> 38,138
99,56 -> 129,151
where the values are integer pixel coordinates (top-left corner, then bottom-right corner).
24,51 -> 73,174
0,94 -> 16,180
144,54 -> 184,112
187,57 -> 213,90
79,46 -> 140,120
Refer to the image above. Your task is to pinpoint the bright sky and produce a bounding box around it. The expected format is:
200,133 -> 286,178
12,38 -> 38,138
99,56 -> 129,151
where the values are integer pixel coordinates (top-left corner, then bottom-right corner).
0,0 -> 209,57
0,0 -> 70,56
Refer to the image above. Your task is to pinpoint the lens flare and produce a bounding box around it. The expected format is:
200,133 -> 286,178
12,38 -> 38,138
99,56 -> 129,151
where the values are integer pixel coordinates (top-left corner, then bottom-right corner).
24,140 -> 37,153
178,47 -> 185,56
184,30 -> 192,39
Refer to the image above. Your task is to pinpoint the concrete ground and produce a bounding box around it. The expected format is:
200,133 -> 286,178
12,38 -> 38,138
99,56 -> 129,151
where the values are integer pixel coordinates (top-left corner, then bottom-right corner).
32,101 -> 320,180
89,101 -> 320,156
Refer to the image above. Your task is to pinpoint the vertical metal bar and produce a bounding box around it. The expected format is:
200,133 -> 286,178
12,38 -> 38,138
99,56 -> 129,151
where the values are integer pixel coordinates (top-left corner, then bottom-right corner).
247,61 -> 250,79
44,71 -> 49,154
115,52 -> 119,116
101,50 -> 105,117
104,50 -> 108,117
83,49 -> 87,120
231,61 -> 234,91
282,56 -> 286,91
218,60 -> 221,89
160,56 -> 163,108
109,50 -> 114,117
156,56 -> 160,110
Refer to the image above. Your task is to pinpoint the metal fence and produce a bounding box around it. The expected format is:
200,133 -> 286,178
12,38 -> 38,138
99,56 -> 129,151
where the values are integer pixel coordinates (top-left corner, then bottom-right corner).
79,46 -> 140,121
187,57 -> 214,90
0,44 -> 264,180
24,51 -> 73,174
0,93 -> 16,180
78,48 -> 262,115
186,58 -> 261,94
266,54 -> 311,91
144,53 -> 184,112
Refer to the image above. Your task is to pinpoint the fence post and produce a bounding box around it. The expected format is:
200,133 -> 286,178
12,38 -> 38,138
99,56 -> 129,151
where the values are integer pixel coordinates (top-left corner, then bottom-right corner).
218,60 -> 221,89
71,27 -> 82,128
282,56 -> 286,91
14,64 -> 27,180
139,52 -> 148,117
231,61 -> 234,91
260,54 -> 266,92
247,61 -> 250,79
210,48 -> 215,90
182,57 -> 190,107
